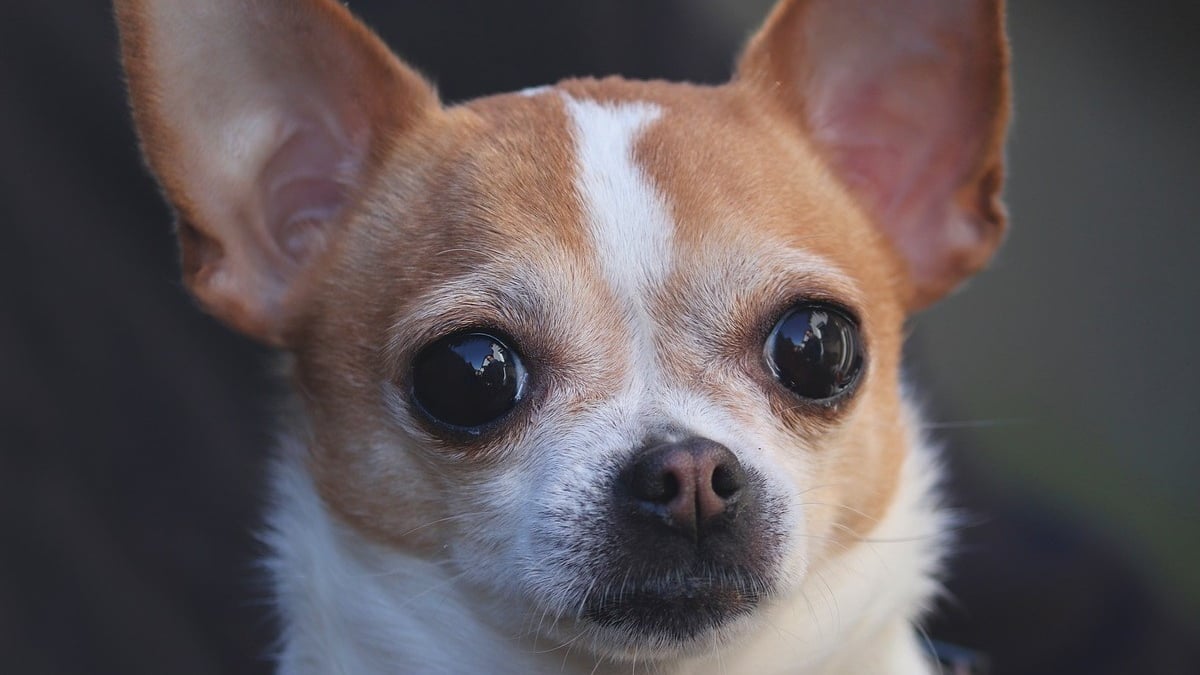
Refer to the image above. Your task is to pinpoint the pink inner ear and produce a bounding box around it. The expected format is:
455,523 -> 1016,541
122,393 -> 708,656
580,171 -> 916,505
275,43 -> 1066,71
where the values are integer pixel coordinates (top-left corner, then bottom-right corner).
259,114 -> 367,267
813,69 -> 984,269
747,0 -> 1008,306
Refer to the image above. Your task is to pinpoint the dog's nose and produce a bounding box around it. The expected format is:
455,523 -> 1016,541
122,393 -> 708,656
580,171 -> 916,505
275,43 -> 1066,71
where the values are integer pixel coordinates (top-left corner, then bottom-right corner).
621,437 -> 746,540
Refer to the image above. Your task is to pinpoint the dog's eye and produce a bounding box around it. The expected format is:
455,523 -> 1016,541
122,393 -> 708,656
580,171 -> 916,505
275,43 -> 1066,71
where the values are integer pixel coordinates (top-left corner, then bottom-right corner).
764,304 -> 863,401
410,332 -> 527,430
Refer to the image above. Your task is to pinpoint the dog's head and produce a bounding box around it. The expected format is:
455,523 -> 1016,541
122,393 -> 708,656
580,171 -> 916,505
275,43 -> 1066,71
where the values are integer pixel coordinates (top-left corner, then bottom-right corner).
117,0 -> 1008,658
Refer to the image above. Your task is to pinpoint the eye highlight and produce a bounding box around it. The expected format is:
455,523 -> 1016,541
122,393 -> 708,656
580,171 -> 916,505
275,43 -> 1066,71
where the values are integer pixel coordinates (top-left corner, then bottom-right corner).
410,331 -> 527,431
764,303 -> 864,402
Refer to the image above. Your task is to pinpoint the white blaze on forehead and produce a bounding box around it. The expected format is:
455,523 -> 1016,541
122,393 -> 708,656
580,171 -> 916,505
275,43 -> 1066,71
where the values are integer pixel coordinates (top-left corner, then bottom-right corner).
563,95 -> 673,346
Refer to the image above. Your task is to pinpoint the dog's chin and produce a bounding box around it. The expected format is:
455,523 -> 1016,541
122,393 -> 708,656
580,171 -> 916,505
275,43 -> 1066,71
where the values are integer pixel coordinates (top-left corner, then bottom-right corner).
566,571 -> 771,658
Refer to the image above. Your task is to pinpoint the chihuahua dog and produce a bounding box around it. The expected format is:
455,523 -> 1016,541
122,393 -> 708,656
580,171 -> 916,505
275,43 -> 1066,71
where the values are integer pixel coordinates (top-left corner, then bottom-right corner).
116,0 -> 1009,672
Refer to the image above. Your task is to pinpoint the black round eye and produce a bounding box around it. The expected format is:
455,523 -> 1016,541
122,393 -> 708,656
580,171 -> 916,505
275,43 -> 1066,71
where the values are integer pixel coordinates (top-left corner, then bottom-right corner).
410,332 -> 527,430
765,304 -> 864,401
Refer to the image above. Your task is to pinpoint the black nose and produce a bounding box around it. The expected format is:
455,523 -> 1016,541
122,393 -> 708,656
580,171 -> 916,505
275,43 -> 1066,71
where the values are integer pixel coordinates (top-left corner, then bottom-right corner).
621,437 -> 746,540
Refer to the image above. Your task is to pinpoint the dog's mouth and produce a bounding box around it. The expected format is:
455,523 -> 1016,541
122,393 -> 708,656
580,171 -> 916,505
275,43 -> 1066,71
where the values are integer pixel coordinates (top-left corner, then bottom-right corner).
582,568 -> 769,642
531,458 -> 786,652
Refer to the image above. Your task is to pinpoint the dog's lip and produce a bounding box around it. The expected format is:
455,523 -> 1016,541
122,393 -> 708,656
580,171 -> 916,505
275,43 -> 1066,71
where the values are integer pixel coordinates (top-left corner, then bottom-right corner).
582,572 -> 767,639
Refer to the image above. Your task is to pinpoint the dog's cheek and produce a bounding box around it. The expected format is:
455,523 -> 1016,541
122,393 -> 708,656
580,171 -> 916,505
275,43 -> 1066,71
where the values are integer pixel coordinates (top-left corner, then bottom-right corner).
442,464 -> 537,601
522,475 -> 615,616
306,428 -> 457,555
682,385 -> 877,594
806,348 -> 910,558
494,403 -> 640,616
720,419 -> 816,591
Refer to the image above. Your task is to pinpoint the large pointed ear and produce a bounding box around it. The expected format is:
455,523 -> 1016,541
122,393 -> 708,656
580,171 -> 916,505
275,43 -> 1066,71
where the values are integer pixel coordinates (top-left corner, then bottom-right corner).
737,0 -> 1010,309
115,0 -> 439,344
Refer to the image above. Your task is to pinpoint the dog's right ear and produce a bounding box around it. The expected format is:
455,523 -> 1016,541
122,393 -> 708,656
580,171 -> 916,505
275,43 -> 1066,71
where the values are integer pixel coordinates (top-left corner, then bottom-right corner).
737,0 -> 1009,311
116,0 -> 438,345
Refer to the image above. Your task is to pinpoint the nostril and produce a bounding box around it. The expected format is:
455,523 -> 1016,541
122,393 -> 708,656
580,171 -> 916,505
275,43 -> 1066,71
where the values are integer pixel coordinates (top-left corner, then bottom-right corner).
711,464 -> 741,499
659,472 -> 680,504
630,458 -> 681,505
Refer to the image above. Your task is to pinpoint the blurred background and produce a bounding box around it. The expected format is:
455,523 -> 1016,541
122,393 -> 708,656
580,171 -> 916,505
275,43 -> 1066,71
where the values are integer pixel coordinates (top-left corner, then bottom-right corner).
1,1 -> 1197,673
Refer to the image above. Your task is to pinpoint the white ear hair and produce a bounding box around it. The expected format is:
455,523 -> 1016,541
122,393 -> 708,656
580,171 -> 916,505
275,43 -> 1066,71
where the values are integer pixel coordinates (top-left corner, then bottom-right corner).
738,0 -> 1010,309
117,0 -> 438,343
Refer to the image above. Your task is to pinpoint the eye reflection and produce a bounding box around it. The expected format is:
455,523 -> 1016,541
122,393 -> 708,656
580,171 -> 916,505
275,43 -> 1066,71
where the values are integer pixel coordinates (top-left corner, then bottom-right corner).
410,332 -> 526,430
765,305 -> 863,401
457,340 -> 509,380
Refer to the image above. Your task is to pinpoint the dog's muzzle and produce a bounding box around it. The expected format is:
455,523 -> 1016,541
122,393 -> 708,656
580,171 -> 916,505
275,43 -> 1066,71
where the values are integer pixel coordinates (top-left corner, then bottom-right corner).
583,436 -> 779,641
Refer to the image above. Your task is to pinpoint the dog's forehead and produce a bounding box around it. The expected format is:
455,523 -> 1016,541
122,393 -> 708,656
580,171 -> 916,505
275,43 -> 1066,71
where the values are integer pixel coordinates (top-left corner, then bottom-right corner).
330,77 -> 906,369
436,79 -> 893,304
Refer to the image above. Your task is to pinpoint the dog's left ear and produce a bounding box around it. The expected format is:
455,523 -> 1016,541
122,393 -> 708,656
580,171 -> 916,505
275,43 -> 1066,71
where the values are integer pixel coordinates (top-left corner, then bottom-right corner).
115,0 -> 439,344
738,0 -> 1010,309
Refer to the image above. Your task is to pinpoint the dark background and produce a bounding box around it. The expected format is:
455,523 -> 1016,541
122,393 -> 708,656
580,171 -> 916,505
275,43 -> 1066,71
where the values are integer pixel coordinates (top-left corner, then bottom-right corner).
2,1 -> 1198,673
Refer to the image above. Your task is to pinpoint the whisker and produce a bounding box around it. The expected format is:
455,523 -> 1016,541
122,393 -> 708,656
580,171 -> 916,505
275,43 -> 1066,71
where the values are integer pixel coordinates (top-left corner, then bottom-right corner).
575,577 -> 599,621
395,510 -> 491,539
813,568 -> 841,630
391,568 -> 472,610
914,622 -> 939,671
920,417 -> 1028,430
343,554 -> 461,581
799,500 -> 880,525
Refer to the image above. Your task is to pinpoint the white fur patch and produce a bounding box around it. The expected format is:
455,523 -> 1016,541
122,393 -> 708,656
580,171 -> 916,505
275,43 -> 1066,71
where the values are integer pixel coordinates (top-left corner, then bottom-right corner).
563,96 -> 672,380
266,436 -> 552,674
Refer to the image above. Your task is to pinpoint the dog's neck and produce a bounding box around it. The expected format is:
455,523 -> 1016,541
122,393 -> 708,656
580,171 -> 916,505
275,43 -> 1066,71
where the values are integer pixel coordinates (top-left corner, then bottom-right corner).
265,401 -> 945,675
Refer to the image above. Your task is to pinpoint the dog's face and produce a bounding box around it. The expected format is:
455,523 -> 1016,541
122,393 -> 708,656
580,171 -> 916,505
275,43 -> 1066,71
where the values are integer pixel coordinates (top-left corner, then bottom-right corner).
117,0 -> 1008,660
295,83 -> 912,654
